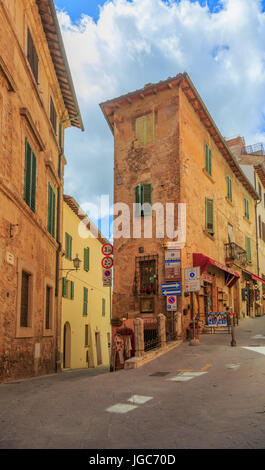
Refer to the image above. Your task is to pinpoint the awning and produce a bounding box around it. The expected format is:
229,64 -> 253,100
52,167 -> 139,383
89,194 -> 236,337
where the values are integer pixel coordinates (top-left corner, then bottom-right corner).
193,253 -> 240,288
251,273 -> 265,285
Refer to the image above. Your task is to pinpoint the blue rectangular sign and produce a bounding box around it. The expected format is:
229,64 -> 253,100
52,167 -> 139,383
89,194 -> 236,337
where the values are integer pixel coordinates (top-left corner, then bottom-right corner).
161,282 -> 182,296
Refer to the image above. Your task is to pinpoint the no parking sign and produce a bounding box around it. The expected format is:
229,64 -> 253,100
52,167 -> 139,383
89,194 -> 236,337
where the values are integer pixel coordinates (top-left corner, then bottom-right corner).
167,295 -> 177,311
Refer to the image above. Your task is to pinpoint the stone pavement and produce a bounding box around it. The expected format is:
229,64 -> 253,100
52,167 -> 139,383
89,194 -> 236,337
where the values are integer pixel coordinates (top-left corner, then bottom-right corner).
1,316 -> 265,449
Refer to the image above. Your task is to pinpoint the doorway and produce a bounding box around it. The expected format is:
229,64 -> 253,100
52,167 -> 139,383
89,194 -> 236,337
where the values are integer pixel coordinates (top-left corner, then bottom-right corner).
63,322 -> 71,369
95,332 -> 102,366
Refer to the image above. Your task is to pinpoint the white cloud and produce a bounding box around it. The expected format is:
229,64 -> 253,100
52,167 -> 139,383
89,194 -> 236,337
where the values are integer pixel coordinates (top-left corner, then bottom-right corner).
58,0 -> 265,218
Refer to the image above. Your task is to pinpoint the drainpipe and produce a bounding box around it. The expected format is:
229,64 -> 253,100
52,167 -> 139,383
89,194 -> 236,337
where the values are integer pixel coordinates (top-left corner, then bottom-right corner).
55,122 -> 63,372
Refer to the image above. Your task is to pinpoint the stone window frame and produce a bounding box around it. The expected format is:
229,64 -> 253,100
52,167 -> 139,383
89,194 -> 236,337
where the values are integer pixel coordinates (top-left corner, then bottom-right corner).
43,277 -> 55,337
16,259 -> 36,338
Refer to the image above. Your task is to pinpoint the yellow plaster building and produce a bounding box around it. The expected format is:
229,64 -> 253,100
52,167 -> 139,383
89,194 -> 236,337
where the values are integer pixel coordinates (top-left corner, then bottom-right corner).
61,196 -> 112,369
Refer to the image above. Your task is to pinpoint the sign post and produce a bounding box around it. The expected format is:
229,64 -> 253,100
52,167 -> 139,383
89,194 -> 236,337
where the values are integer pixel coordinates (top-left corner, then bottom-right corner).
184,267 -> 201,344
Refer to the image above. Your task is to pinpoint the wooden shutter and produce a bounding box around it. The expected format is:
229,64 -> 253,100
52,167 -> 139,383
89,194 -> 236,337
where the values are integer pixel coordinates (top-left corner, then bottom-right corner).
20,271 -> 30,327
45,286 -> 51,329
48,183 -> 56,237
83,287 -> 88,315
65,233 -> 72,260
24,140 -> 32,206
85,325 -> 89,346
62,277 -> 67,298
135,114 -> 154,146
245,237 -> 251,262
27,29 -> 38,82
142,183 -> 152,216
146,113 -> 154,145
135,184 -> 142,217
244,198 -> 249,219
84,247 -> 90,272
102,298 -> 106,316
70,281 -> 74,300
205,144 -> 212,175
259,215 -> 262,238
30,152 -> 36,212
206,198 -> 214,234
226,176 -> 232,201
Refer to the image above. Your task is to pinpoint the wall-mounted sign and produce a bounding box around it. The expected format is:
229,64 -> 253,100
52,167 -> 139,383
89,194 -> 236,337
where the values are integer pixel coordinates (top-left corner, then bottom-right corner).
101,256 -> 113,269
167,295 -> 177,311
165,250 -> 181,281
102,243 -> 113,256
184,267 -> 201,292
161,282 -> 182,296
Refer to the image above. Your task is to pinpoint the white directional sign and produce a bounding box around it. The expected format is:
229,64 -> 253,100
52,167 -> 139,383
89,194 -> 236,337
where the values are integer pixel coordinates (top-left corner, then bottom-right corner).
184,267 -> 201,293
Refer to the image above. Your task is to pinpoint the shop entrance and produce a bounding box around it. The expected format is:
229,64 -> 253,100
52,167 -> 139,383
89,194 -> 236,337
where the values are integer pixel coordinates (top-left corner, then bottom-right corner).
203,281 -> 213,324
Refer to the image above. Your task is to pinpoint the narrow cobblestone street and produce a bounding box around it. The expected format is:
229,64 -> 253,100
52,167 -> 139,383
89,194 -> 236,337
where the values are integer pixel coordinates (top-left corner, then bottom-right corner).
1,316 -> 265,449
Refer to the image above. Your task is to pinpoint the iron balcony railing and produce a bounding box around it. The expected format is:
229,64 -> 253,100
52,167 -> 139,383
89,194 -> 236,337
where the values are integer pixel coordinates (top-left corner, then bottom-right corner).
241,143 -> 264,156
225,242 -> 247,266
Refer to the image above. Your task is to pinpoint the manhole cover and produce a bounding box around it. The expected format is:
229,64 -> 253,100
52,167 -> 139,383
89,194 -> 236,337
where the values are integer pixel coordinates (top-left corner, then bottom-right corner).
150,372 -> 170,377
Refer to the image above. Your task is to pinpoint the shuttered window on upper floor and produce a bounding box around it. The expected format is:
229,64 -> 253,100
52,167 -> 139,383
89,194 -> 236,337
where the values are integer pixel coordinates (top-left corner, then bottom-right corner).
205,143 -> 212,176
27,28 -> 39,83
50,97 -> 57,135
48,183 -> 56,238
65,233 -> 72,260
244,197 -> 249,219
24,140 -> 37,213
84,247 -> 90,272
83,287 -> 88,316
102,298 -> 106,317
205,198 -> 214,235
135,113 -> 154,147
135,183 -> 152,216
226,175 -> 232,202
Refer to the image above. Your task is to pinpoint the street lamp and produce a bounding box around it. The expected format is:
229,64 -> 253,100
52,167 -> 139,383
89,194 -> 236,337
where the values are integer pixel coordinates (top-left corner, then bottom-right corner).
60,254 -> 82,278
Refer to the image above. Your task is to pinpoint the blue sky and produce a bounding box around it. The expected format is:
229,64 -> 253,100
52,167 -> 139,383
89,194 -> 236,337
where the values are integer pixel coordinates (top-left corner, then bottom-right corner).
55,0 -> 265,238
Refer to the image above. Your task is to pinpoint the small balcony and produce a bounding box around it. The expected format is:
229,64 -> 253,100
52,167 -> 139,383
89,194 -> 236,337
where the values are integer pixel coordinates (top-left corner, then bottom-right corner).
225,242 -> 247,266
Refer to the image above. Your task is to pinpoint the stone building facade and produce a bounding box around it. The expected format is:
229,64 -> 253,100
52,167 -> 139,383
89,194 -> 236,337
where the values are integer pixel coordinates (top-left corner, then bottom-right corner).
0,0 -> 83,381
101,73 -> 261,340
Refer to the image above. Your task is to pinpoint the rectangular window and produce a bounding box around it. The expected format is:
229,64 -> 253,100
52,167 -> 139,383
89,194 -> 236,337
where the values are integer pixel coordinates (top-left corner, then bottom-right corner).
83,287 -> 88,316
20,271 -> 30,327
226,175 -> 232,202
244,197 -> 249,219
85,325 -> 89,346
24,140 -> 37,212
139,259 -> 156,295
50,97 -> 57,135
70,281 -> 74,300
205,198 -> 214,235
84,247 -> 90,272
65,233 -> 72,260
27,28 -> 38,83
245,236 -> 252,262
135,113 -> 154,147
102,298 -> 106,317
135,183 -> 152,216
48,183 -> 56,238
205,143 -> 212,176
45,286 -> 52,330
62,277 -> 67,298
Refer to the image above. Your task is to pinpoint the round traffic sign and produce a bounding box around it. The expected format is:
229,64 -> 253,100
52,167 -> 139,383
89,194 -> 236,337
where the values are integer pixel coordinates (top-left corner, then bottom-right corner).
104,269 -> 112,278
168,296 -> 176,304
102,243 -> 113,256
101,256 -> 113,269
190,272 -> 195,278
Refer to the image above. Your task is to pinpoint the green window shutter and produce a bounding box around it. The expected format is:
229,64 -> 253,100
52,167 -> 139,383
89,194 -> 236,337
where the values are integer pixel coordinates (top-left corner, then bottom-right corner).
205,198 -> 214,235
24,140 -> 37,212
142,183 -> 152,216
135,184 -> 142,217
48,184 -> 56,237
30,152 -> 37,212
205,144 -> 212,175
83,287 -> 88,316
65,233 -> 72,260
70,281 -> 74,300
226,176 -> 232,201
245,236 -> 251,262
84,247 -> 90,272
244,198 -> 249,219
102,298 -> 106,317
62,277 -> 67,298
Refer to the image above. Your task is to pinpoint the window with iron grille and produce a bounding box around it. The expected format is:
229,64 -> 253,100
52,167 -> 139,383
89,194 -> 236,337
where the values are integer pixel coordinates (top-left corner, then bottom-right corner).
50,97 -> 57,135
27,28 -> 38,83
134,255 -> 158,295
20,271 -> 30,327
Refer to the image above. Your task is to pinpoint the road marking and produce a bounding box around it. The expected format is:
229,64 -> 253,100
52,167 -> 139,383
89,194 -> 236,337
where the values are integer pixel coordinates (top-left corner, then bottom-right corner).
200,364 -> 212,371
243,346 -> 265,356
106,403 -> 138,414
127,395 -> 153,405
168,376 -> 194,382
226,363 -> 240,370
168,371 -> 208,382
180,371 -> 208,377
251,335 -> 265,340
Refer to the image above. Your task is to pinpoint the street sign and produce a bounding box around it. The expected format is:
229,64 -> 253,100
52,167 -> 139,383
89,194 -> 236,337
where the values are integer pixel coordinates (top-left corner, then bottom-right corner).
167,295 -> 177,311
161,282 -> 182,296
103,269 -> 112,279
165,250 -> 181,281
161,241 -> 182,250
101,256 -> 113,269
103,277 -> 112,287
184,267 -> 201,292
102,243 -> 113,256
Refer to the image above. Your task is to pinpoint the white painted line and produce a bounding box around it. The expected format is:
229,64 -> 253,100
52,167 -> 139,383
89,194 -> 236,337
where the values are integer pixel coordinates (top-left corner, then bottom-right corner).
243,346 -> 265,356
168,376 -> 194,382
226,364 -> 240,370
127,395 -> 153,405
106,403 -> 138,414
251,335 -> 265,340
179,372 -> 208,377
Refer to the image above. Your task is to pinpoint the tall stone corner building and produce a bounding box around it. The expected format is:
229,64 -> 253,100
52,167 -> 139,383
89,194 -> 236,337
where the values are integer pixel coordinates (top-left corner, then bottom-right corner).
100,72 -> 264,340
0,0 -> 83,381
